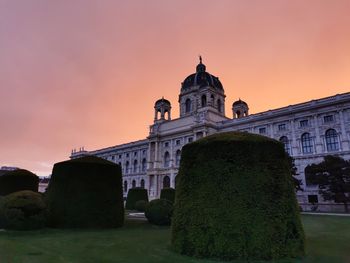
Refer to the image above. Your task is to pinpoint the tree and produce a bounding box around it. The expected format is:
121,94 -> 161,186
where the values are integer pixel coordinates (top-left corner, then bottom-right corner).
288,156 -> 303,192
305,155 -> 350,213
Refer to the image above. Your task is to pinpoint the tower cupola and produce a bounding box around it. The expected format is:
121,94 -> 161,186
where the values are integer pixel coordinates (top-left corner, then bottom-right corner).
154,97 -> 171,122
232,99 -> 249,118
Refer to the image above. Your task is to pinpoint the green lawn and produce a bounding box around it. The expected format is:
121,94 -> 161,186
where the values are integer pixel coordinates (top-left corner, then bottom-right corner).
0,215 -> 349,263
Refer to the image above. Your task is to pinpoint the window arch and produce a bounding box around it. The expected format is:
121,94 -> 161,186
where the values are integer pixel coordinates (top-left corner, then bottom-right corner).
325,129 -> 339,151
142,158 -> 147,172
185,98 -> 191,113
201,95 -> 207,107
163,176 -> 170,188
217,99 -> 222,113
125,161 -> 129,174
133,159 -> 138,173
301,133 -> 313,154
164,151 -> 170,167
140,179 -> 145,188
124,181 -> 128,193
279,136 -> 291,155
175,150 -> 181,166
132,180 -> 136,189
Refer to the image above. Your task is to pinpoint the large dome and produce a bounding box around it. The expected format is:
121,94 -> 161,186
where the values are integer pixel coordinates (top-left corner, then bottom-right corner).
181,58 -> 223,92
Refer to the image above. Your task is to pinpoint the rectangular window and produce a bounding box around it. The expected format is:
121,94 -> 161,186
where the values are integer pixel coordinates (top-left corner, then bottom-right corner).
324,115 -> 334,123
176,139 -> 181,145
300,120 -> 309,127
259,127 -> 266,134
308,195 -> 318,204
142,150 -> 146,155
188,137 -> 193,143
164,142 -> 169,147
119,155 -> 122,159
278,124 -> 286,131
126,153 -> 129,157
134,152 -> 137,156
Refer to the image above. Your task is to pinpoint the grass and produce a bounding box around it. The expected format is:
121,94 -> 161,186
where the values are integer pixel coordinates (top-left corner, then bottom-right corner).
0,215 -> 349,263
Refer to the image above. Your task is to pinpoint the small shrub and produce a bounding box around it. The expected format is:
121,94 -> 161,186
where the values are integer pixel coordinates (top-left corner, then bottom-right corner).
1,190 -> 47,230
135,200 -> 148,212
0,169 -> 39,196
145,199 -> 173,226
125,188 -> 148,210
47,156 -> 124,228
160,188 -> 175,203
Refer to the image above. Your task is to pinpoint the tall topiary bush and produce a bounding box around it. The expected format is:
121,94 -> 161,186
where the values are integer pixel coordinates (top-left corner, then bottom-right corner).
171,132 -> 305,261
0,169 -> 39,196
46,156 -> 124,228
160,187 -> 175,203
1,190 -> 47,230
125,188 -> 148,210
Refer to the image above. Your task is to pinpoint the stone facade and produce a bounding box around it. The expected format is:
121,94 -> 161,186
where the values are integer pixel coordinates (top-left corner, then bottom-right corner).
71,59 -> 350,212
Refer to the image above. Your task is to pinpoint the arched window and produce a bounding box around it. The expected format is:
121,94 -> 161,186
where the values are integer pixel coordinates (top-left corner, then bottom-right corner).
133,160 -> 138,173
325,129 -> 339,151
175,150 -> 181,166
125,161 -> 129,174
301,133 -> 313,154
280,136 -> 291,155
140,179 -> 145,188
210,94 -> 215,104
124,181 -> 128,193
201,95 -> 207,107
185,99 -> 191,113
163,176 -> 170,188
132,180 -> 136,188
142,158 -> 147,172
217,99 -> 222,113
164,151 -> 170,167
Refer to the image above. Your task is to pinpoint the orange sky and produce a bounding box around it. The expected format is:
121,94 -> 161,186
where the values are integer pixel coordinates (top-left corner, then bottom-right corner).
1,0 -> 350,176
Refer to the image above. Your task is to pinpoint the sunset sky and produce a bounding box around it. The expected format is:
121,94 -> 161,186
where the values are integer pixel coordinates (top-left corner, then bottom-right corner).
1,0 -> 350,176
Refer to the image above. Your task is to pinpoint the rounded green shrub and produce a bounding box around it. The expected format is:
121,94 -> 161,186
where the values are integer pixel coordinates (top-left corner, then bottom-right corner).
47,156 -> 124,228
171,132 -> 305,261
135,200 -> 148,212
125,188 -> 148,210
0,169 -> 39,196
160,188 -> 175,203
1,190 -> 47,230
145,199 -> 173,225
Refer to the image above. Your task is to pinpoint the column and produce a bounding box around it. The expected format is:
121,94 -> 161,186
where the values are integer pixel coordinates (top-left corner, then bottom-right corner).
339,110 -> 350,150
313,115 -> 323,153
290,119 -> 298,155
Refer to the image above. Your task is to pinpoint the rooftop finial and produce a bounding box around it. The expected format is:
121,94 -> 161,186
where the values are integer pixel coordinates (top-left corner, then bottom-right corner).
199,55 -> 202,64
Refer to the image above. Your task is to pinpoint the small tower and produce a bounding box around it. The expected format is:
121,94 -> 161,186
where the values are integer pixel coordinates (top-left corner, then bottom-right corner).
154,97 -> 171,122
232,99 -> 249,118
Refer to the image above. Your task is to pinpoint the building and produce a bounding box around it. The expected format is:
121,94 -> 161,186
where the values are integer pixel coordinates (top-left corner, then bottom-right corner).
71,58 -> 350,212
0,166 -> 19,176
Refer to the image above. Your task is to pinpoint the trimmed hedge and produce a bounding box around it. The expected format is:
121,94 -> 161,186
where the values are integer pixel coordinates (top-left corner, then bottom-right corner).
46,156 -> 124,228
160,188 -> 175,203
125,188 -> 148,210
0,169 -> 39,196
0,190 -> 46,230
145,199 -> 173,225
135,200 -> 148,212
171,132 -> 305,261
